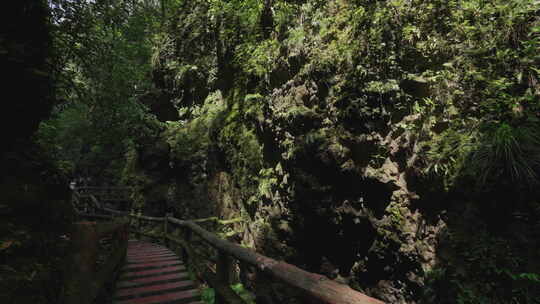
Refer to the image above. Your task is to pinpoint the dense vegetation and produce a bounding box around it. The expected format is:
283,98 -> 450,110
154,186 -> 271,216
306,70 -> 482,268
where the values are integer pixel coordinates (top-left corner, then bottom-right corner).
1,0 -> 539,303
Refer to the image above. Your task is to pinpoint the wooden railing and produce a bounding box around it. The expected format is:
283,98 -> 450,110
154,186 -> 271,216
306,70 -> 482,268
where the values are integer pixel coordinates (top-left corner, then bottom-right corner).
76,186 -> 132,202
70,187 -> 385,304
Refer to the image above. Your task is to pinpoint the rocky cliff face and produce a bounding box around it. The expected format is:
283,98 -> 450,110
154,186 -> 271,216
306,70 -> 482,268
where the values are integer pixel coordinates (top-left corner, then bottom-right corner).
123,0 -> 540,302
123,78 -> 449,303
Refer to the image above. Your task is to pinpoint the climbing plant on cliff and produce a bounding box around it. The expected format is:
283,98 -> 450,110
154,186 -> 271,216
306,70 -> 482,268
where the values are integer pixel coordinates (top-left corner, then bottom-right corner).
409,0 -> 540,190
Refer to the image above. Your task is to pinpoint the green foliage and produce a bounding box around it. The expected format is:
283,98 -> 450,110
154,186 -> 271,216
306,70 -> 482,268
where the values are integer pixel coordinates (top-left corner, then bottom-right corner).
232,283 -> 256,303
468,122 -> 540,187
201,287 -> 215,304
200,284 -> 255,304
167,91 -> 226,163
423,128 -> 475,188
237,39 -> 280,77
36,103 -> 91,176
43,0 -> 161,182
423,224 -> 540,304
358,0 -> 540,191
150,33 -> 175,69
214,94 -> 265,203
273,1 -> 300,34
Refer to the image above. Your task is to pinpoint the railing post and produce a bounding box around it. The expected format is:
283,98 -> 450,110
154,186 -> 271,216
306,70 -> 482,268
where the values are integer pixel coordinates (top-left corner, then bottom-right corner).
129,209 -> 135,239
88,196 -> 95,214
164,213 -> 172,247
215,252 -> 232,304
62,222 -> 98,304
182,228 -> 192,264
137,210 -> 142,239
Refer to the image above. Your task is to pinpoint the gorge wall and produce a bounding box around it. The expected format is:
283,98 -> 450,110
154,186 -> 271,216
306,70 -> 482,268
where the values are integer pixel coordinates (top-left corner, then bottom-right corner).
121,1 -> 540,303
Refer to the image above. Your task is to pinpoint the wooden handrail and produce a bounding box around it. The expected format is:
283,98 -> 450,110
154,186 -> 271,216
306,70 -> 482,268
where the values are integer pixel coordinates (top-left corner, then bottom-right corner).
72,187 -> 385,304
102,206 -> 129,216
131,213 -> 164,222
191,216 -> 244,225
167,218 -> 384,304
75,187 -> 132,204
79,213 -> 114,220
76,186 -> 133,190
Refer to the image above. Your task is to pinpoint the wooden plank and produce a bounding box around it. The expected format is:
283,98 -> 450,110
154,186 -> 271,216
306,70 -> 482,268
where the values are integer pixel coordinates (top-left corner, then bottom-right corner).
79,213 -> 114,220
117,272 -> 190,286
127,243 -> 163,249
127,246 -> 169,252
127,249 -> 175,255
115,281 -> 195,298
127,255 -> 178,262
127,248 -> 174,254
123,260 -> 182,270
127,248 -> 173,255
101,206 -> 129,216
127,254 -> 177,260
128,214 -> 164,222
120,265 -> 186,278
127,257 -> 178,265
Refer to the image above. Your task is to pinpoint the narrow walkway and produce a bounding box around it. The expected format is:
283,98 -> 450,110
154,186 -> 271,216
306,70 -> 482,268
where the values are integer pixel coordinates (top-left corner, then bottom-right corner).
113,240 -> 202,304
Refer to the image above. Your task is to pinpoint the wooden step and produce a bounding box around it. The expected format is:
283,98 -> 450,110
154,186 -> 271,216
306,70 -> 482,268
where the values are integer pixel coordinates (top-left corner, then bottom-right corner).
127,257 -> 181,264
115,289 -> 199,304
114,241 -> 200,304
116,276 -> 191,290
120,265 -> 186,279
127,249 -> 174,256
115,281 -> 195,298
123,260 -> 182,271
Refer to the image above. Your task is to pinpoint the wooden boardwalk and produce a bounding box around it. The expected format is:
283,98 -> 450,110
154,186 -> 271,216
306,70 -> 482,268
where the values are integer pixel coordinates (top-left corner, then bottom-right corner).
71,186 -> 386,304
113,240 -> 202,304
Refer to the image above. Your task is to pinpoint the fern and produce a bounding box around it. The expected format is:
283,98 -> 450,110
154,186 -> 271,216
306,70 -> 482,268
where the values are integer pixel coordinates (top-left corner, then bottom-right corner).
468,122 -> 540,187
